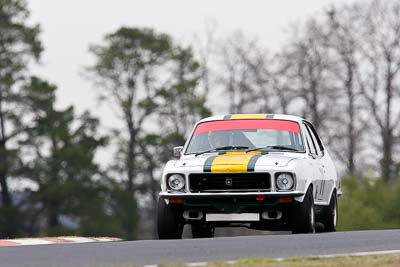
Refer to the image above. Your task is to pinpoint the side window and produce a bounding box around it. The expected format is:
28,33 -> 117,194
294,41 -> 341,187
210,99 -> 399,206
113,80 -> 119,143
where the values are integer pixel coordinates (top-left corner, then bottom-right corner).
308,127 -> 321,156
303,124 -> 316,155
306,123 -> 324,156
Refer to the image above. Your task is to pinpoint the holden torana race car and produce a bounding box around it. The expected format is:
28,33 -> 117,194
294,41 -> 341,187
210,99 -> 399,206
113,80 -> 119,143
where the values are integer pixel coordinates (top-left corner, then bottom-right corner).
157,114 -> 341,239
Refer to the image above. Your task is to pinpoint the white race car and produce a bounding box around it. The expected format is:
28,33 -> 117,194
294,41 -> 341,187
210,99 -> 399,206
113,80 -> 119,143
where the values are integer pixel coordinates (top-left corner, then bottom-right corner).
157,114 -> 341,239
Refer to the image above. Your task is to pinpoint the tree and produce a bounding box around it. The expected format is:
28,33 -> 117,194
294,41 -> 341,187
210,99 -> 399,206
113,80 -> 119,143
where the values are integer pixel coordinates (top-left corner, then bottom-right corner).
355,0 -> 400,181
217,32 -> 272,113
324,5 -> 367,174
215,31 -> 296,115
280,20 -> 340,133
87,27 -> 179,239
87,27 -> 172,194
0,0 -> 42,237
157,46 -> 211,136
19,77 -> 111,236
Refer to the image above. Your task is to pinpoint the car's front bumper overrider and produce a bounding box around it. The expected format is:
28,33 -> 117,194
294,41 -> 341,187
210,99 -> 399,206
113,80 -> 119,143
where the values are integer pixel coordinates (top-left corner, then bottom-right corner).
159,191 -> 304,198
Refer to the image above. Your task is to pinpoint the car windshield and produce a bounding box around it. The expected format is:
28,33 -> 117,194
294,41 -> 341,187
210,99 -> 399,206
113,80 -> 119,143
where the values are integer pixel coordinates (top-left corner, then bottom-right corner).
185,119 -> 305,154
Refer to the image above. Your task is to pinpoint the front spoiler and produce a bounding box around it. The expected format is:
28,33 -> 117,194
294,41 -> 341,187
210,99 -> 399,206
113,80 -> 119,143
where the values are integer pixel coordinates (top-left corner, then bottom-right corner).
159,191 -> 304,198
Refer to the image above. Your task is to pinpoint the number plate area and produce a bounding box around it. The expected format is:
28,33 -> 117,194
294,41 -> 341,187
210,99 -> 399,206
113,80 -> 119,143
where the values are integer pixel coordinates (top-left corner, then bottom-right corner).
206,213 -> 260,222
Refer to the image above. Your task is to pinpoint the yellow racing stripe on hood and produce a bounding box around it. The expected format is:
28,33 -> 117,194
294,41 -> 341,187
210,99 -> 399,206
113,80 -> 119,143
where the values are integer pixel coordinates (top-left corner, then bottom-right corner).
210,151 -> 261,172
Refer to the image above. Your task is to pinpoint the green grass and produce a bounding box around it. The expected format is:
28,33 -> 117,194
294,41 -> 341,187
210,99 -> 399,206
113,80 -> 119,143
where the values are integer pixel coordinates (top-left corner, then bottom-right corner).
121,253 -> 400,267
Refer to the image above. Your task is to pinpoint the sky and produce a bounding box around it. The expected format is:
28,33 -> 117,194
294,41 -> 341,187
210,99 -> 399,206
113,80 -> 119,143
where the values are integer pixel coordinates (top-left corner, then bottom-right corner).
27,0 -> 367,129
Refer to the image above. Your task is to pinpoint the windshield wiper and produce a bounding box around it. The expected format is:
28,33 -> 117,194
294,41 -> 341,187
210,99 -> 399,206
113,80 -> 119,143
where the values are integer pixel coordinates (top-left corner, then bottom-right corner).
247,145 -> 299,153
195,146 -> 249,156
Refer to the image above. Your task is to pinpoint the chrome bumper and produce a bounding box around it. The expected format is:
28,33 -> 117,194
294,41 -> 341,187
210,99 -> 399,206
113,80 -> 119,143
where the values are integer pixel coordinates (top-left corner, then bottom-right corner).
159,191 -> 304,198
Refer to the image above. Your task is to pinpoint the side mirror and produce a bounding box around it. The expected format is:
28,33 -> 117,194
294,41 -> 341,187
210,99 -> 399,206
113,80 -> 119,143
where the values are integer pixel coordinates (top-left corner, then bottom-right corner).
173,146 -> 184,158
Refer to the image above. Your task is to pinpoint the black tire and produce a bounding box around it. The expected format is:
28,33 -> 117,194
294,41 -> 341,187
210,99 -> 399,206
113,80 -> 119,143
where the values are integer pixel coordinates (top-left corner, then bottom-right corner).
191,224 -> 215,238
157,197 -> 183,239
321,192 -> 338,232
291,187 -> 315,234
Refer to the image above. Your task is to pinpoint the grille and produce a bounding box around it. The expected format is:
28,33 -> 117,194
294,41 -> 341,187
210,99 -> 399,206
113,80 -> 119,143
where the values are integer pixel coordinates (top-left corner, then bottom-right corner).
189,173 -> 271,192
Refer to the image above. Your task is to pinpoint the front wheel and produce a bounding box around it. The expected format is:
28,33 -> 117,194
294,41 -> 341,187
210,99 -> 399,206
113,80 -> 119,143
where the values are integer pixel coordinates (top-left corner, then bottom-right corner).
321,192 -> 338,232
291,187 -> 315,234
157,197 -> 183,239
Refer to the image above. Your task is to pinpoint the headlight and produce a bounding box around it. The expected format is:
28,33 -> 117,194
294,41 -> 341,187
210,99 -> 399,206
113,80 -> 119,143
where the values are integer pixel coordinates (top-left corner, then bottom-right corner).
167,174 -> 185,191
276,173 -> 294,190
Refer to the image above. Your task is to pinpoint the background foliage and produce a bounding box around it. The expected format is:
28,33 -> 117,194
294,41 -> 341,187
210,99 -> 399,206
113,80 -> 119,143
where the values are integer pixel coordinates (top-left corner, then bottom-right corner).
338,177 -> 400,231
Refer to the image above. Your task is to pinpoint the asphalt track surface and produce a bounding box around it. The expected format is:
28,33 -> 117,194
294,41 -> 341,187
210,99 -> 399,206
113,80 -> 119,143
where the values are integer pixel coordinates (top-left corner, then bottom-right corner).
1,230 -> 400,267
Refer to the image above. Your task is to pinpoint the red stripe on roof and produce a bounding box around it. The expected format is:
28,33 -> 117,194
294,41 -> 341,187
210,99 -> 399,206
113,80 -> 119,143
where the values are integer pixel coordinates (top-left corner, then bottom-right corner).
194,119 -> 300,135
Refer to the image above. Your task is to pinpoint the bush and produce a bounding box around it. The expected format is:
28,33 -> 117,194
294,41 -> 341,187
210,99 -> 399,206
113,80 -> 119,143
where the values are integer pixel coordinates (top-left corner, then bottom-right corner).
338,176 -> 400,231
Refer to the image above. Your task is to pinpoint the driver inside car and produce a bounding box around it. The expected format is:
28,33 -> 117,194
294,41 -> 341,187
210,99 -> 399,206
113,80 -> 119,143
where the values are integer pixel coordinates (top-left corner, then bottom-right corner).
208,131 -> 230,149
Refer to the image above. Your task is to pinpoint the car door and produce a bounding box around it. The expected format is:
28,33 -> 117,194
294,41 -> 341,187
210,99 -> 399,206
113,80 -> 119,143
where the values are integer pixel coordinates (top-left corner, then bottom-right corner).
303,123 -> 325,203
305,122 -> 336,204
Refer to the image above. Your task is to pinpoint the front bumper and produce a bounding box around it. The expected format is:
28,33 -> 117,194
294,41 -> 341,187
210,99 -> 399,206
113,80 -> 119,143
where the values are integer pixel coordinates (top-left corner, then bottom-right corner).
159,191 -> 304,231
159,191 -> 304,198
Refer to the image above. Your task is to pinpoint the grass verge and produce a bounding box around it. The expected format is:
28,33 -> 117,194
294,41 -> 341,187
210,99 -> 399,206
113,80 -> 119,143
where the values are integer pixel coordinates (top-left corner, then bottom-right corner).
118,253 -> 400,267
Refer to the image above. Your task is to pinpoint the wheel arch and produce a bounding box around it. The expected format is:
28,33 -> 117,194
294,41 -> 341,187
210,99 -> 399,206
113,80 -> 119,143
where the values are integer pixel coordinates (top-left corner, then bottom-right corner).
327,186 -> 338,203
294,182 -> 314,203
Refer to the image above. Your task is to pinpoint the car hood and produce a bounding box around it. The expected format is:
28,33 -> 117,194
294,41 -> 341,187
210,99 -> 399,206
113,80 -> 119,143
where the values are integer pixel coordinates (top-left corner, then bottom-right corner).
174,152 -> 301,170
